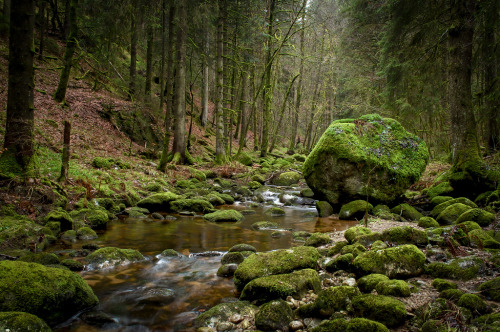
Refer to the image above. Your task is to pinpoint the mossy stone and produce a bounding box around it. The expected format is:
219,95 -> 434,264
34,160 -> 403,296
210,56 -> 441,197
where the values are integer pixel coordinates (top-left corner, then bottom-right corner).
479,276 -> 500,302
273,171 -> 301,186
436,203 -> 473,225
170,199 -> 214,213
327,241 -> 349,256
457,221 -> 481,233
344,226 -> 372,243
265,206 -> 285,216
355,232 -> 383,247
136,192 -> 180,212
301,188 -> 315,198
251,221 -> 279,230
237,152 -> 254,166
206,193 -> 225,206
18,252 -> 60,265
251,174 -> 266,184
315,201 -> 334,217
390,203 -> 422,221
255,299 -> 292,331
77,227 -> 98,240
217,263 -> 238,277
431,278 -> 458,292
229,243 -> 257,253
218,193 -> 235,204
353,244 -> 426,278
61,230 -> 77,241
44,210 -> 73,232
425,256 -> 484,280
195,301 -> 258,328
381,226 -> 428,246
240,269 -> 321,304
473,312 -> 500,330
203,209 -> 243,222
313,286 -> 361,317
431,197 -> 477,218
85,247 -> 145,267
373,204 -> 392,219
339,200 -> 373,220
221,252 -> 245,265
468,229 -> 500,249
0,261 -> 98,326
305,232 -> 332,247
325,253 -> 354,272
358,273 -> 390,293
458,294 -> 490,316
60,259 -> 84,272
71,209 -> 109,230
427,182 -> 454,198
341,243 -> 366,257
233,246 -> 320,291
311,319 -> 348,332
375,279 -> 411,297
418,217 -> 440,228
351,294 -> 407,327
161,249 -> 181,257
455,208 -> 495,226
438,289 -> 464,302
430,195 -> 454,207
371,240 -> 388,251
420,319 -> 450,332
0,311 -> 51,332
248,181 -> 262,190
303,115 -> 429,208
347,318 -> 389,332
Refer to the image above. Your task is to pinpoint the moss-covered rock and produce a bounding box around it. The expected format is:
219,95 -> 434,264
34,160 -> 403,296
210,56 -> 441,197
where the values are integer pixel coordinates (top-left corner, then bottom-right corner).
44,210 -> 73,231
205,193 -> 225,206
371,240 -> 388,251
430,195 -> 454,207
60,259 -> 84,272
390,203 -> 422,221
233,246 -> 320,291
195,301 -> 258,328
71,209 -> 109,230
468,229 -> 500,249
0,261 -> 98,326
240,269 -> 321,304
18,252 -> 60,265
436,203 -> 473,225
251,174 -> 266,184
248,181 -> 262,190
351,294 -> 407,327
265,206 -> 285,216
431,197 -> 477,218
305,232 -> 332,247
136,192 -> 180,212
217,263 -> 238,277
457,221 -> 481,233
431,278 -> 458,292
272,171 -> 301,186
221,252 -> 245,265
344,226 -> 372,243
381,226 -> 428,246
310,319 -> 348,332
61,230 -> 77,241
85,247 -> 145,267
76,227 -> 98,240
346,318 -> 389,332
418,217 -> 440,228
313,286 -> 361,317
161,249 -> 181,257
425,256 -> 484,280
327,241 -> 349,256
325,253 -> 354,272
303,114 -> 429,208
203,209 -> 243,222
375,279 -> 411,297
170,199 -> 214,213
339,200 -> 373,220
353,244 -> 426,278
458,294 -> 490,317
228,243 -> 257,253
439,289 -> 464,303
426,182 -> 454,198
255,299 -> 293,331
0,311 -> 51,332
358,273 -> 390,293
356,232 -> 383,247
341,243 -> 366,257
479,276 -> 500,302
219,193 -> 235,205
455,208 -> 495,226
250,221 -> 279,230
315,201 -> 334,217
473,312 -> 500,330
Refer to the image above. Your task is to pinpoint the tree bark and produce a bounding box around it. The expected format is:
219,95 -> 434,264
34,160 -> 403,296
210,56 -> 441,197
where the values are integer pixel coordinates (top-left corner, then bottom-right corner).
1,0 -> 36,175
37,0 -> 47,60
172,0 -> 186,163
159,0 -> 166,111
2,0 -> 10,26
54,0 -> 77,103
484,1 -> 499,152
58,120 -> 71,182
201,16 -> 209,128
63,0 -> 70,40
128,0 -> 137,100
145,24 -> 153,99
215,0 -> 226,164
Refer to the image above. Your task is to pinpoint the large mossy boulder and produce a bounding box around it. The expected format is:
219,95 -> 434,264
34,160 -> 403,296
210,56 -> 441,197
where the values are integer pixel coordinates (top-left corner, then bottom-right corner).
0,261 -> 98,326
353,244 -> 426,278
352,294 -> 407,327
233,246 -> 320,291
312,286 -> 361,317
436,203 -> 473,225
479,276 -> 500,302
304,232 -> 332,247
85,247 -> 145,268
430,197 -> 477,218
425,256 -> 484,280
44,210 -> 73,231
339,200 -> 373,220
203,209 -> 243,222
195,301 -> 258,328
136,192 -> 179,212
169,199 -> 214,213
344,226 -> 372,243
255,299 -> 293,331
303,114 -> 428,208
315,201 -> 333,217
390,203 -> 422,221
455,208 -> 495,226
272,171 -> 301,186
381,226 -> 428,246
240,269 -> 321,304
0,312 -> 52,332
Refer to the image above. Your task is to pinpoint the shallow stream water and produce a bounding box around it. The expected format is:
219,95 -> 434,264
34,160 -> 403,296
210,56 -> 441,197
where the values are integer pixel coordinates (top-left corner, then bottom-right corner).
54,189 -> 357,332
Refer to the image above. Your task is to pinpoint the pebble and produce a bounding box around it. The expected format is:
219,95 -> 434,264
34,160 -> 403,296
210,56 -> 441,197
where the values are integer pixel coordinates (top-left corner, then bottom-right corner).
216,321 -> 235,332
343,277 -> 357,287
289,320 -> 304,331
229,314 -> 243,324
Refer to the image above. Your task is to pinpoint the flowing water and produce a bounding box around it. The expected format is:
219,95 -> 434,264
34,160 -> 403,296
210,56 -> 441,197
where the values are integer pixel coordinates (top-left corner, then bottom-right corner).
54,189 -> 357,332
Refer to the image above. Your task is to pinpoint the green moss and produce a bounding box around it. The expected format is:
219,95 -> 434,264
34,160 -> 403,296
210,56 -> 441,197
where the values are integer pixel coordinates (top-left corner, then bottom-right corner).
381,226 -> 428,246
61,230 -> 77,241
0,311 -> 51,332
458,294 -> 490,316
371,240 -> 388,251
468,229 -> 500,249
479,276 -> 500,302
325,253 -> 354,272
76,227 -> 98,240
439,289 -> 464,302
187,167 -> 206,182
0,216 -> 43,250
353,244 -> 426,278
390,203 -> 422,221
272,171 -> 301,186
455,208 -> 495,226
255,299 -> 293,331
339,200 -> 373,220
60,259 -> 84,272
315,201 -> 334,217
44,210 -> 73,231
311,319 -> 348,332
195,301 -> 258,328
170,199 -> 214,213
251,221 -> 279,230
425,256 -> 484,280
305,232 -> 332,247
72,209 -> 109,230
375,279 -> 411,297
457,221 -> 481,233
431,197 -> 477,218
144,182 -> 162,192
431,278 -> 458,292
327,241 -> 349,256
373,204 -> 392,219
221,252 -> 245,265
161,249 -> 181,257
351,294 -> 407,327
265,206 -> 285,216
240,269 -> 321,304
358,273 -> 390,293
427,182 -> 454,198
312,286 -> 361,317
136,192 -> 180,212
0,261 -> 98,325
473,312 -> 500,329
345,226 -> 372,243
418,217 -> 440,228
341,243 -> 366,257
347,318 -> 389,332
247,180 -> 262,190
237,152 -> 254,166
18,252 -> 60,265
229,243 -> 257,253
430,195 -> 454,207
203,209 -> 243,222
436,203 -> 473,225
85,247 -> 145,266
233,246 -> 320,291
205,193 -> 226,206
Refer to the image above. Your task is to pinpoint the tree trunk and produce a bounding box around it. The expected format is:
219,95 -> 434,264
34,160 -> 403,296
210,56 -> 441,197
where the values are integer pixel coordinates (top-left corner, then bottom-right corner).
1,0 -> 36,176
48,0 -> 62,35
159,0 -> 166,111
37,0 -> 47,60
201,16 -> 209,128
54,0 -> 77,103
58,120 -> 71,182
63,0 -> 69,40
484,1 -> 499,152
215,0 -> 226,164
236,69 -> 249,155
128,0 -> 137,100
145,24 -> 153,99
260,0 -> 275,157
172,0 -> 186,163
2,0 -> 10,26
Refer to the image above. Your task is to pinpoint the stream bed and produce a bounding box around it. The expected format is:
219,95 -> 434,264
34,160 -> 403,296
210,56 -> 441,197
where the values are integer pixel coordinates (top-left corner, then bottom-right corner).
54,190 -> 357,331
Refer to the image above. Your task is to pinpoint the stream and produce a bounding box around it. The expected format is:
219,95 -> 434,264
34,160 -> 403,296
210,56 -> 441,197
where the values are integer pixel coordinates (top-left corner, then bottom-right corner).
53,188 -> 358,331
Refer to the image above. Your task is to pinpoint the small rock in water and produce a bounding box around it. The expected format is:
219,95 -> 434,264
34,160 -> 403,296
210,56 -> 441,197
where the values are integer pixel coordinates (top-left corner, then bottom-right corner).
290,320 -> 305,331
80,310 -> 116,327
192,251 -> 224,257
151,212 -> 164,220
179,211 -> 196,216
82,243 -> 100,251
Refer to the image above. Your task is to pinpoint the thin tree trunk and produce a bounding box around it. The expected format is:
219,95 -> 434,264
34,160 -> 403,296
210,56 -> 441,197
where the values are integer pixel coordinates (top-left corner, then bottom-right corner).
484,1 -> 499,152
2,0 -> 10,26
128,0 -> 137,100
63,0 -> 69,39
201,16 -> 209,128
215,0 -> 226,163
48,0 -> 63,35
38,0 -> 47,60
145,24 -> 153,99
172,0 -> 186,163
1,0 -> 36,174
236,69 -> 249,155
54,0 -> 77,103
58,120 -> 71,182
159,0 -> 166,111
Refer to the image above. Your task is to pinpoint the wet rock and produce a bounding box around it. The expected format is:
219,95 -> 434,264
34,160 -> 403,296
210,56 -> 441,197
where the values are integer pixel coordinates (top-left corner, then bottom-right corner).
265,207 -> 285,216
289,320 -> 305,330
390,203 -> 422,221
255,299 -> 292,331
192,251 -> 224,257
351,294 -> 407,327
203,209 -> 243,222
304,232 -> 332,247
151,212 -> 164,220
233,246 -> 320,291
137,288 -> 176,306
425,256 -> 484,280
161,249 -> 181,257
216,321 -> 235,331
228,243 -> 257,253
80,310 -> 117,327
221,252 -> 245,265
124,207 -> 149,218
0,311 -> 51,332
61,259 -> 84,271
171,199 -> 214,214
250,221 -> 279,230
82,243 -> 100,251
240,209 -> 257,215
339,200 -> 373,220
0,261 -> 98,326
85,247 -> 145,268
195,301 -> 258,328
217,263 -> 238,277
315,201 -> 333,217
61,230 -> 77,241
